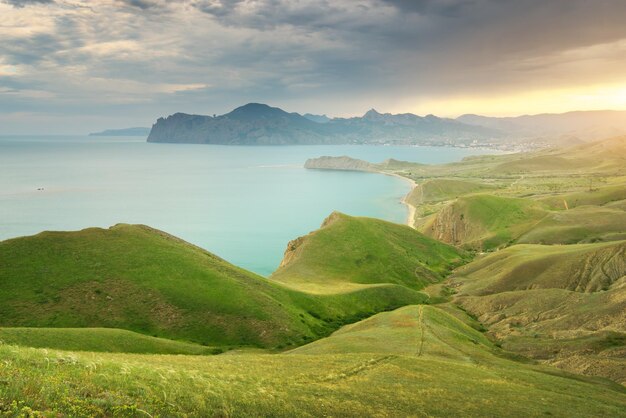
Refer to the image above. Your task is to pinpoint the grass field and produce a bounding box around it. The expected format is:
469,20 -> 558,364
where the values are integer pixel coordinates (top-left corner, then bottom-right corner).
0,327 -> 217,355
1,305 -> 625,417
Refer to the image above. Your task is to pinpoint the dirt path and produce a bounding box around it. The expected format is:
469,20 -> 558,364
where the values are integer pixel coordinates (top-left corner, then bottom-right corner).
416,305 -> 425,357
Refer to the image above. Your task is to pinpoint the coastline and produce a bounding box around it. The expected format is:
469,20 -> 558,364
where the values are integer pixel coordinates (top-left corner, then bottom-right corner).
379,171 -> 417,229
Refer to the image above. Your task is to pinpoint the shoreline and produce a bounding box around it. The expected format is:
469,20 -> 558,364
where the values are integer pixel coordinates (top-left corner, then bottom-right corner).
378,171 -> 418,229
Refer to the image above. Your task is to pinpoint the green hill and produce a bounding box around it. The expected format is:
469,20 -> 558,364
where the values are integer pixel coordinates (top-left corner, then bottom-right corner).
448,241 -> 626,384
538,183 -> 626,210
418,190 -> 626,249
453,241 -> 626,295
406,178 -> 496,205
419,195 -> 547,250
0,220 -> 439,350
289,305 -> 494,359
456,286 -> 626,385
516,205 -> 626,244
0,327 -> 217,355
271,212 -> 468,293
1,305 -> 624,417
0,224 -> 318,348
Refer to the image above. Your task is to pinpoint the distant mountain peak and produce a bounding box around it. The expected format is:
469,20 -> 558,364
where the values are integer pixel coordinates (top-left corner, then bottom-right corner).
235,102 -> 271,111
225,103 -> 287,120
363,108 -> 382,118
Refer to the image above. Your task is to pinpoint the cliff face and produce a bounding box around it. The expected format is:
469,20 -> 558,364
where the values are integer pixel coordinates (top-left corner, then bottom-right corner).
147,103 -> 500,145
421,202 -> 473,247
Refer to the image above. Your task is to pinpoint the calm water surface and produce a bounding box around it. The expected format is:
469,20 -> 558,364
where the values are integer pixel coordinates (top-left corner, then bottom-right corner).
0,136 -> 500,275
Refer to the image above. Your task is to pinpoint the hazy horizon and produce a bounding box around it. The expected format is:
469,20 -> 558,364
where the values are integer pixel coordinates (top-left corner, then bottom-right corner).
2,0 -> 626,134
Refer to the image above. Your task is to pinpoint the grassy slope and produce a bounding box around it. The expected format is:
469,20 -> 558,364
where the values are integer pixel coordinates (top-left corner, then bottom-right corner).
366,135 -> 626,385
456,286 -> 626,385
0,224 -> 317,348
0,327 -> 217,355
516,205 -> 626,244
419,194 -> 547,249
452,241 -> 626,294
420,192 -> 626,248
271,212 -> 468,293
1,219 -> 438,351
538,184 -> 626,210
406,178 -> 496,205
399,137 -> 626,250
1,305 -> 625,417
289,305 -> 494,358
447,241 -> 626,383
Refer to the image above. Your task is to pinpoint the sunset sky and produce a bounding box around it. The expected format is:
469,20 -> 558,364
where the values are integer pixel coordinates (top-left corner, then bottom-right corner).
2,0 -> 626,133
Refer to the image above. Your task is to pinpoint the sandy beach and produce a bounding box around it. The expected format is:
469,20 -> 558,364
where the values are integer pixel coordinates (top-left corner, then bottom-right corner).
380,171 -> 418,229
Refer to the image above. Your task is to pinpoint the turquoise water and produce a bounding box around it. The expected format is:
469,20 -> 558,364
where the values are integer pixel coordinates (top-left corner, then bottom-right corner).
0,136 -> 499,275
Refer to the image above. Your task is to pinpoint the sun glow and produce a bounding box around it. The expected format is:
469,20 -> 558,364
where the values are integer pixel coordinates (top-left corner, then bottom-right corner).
406,82 -> 626,117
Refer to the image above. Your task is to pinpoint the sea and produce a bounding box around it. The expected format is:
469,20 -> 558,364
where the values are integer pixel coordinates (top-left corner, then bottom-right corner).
0,136 -> 501,276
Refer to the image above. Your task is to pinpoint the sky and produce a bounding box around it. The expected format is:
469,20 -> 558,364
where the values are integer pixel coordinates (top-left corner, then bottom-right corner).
1,0 -> 626,134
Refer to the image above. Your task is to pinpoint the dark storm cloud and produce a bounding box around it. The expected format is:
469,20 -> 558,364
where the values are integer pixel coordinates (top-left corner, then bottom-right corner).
379,0 -> 626,52
190,0 -> 626,64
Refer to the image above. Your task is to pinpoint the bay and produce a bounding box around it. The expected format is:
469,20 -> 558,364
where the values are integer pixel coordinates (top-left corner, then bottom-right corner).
0,136 -> 500,275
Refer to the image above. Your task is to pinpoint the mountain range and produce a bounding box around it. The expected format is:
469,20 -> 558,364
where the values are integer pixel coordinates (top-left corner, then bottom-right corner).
147,103 -> 626,147
146,103 -> 498,146
458,110 -> 626,141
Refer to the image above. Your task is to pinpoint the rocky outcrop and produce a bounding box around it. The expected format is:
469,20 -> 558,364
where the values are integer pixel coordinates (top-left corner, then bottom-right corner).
421,202 -> 473,247
279,236 -> 306,268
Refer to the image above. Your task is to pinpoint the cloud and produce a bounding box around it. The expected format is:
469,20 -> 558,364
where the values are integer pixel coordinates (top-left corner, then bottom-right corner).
118,0 -> 156,9
0,0 -> 626,133
380,0 -> 479,16
3,0 -> 54,7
